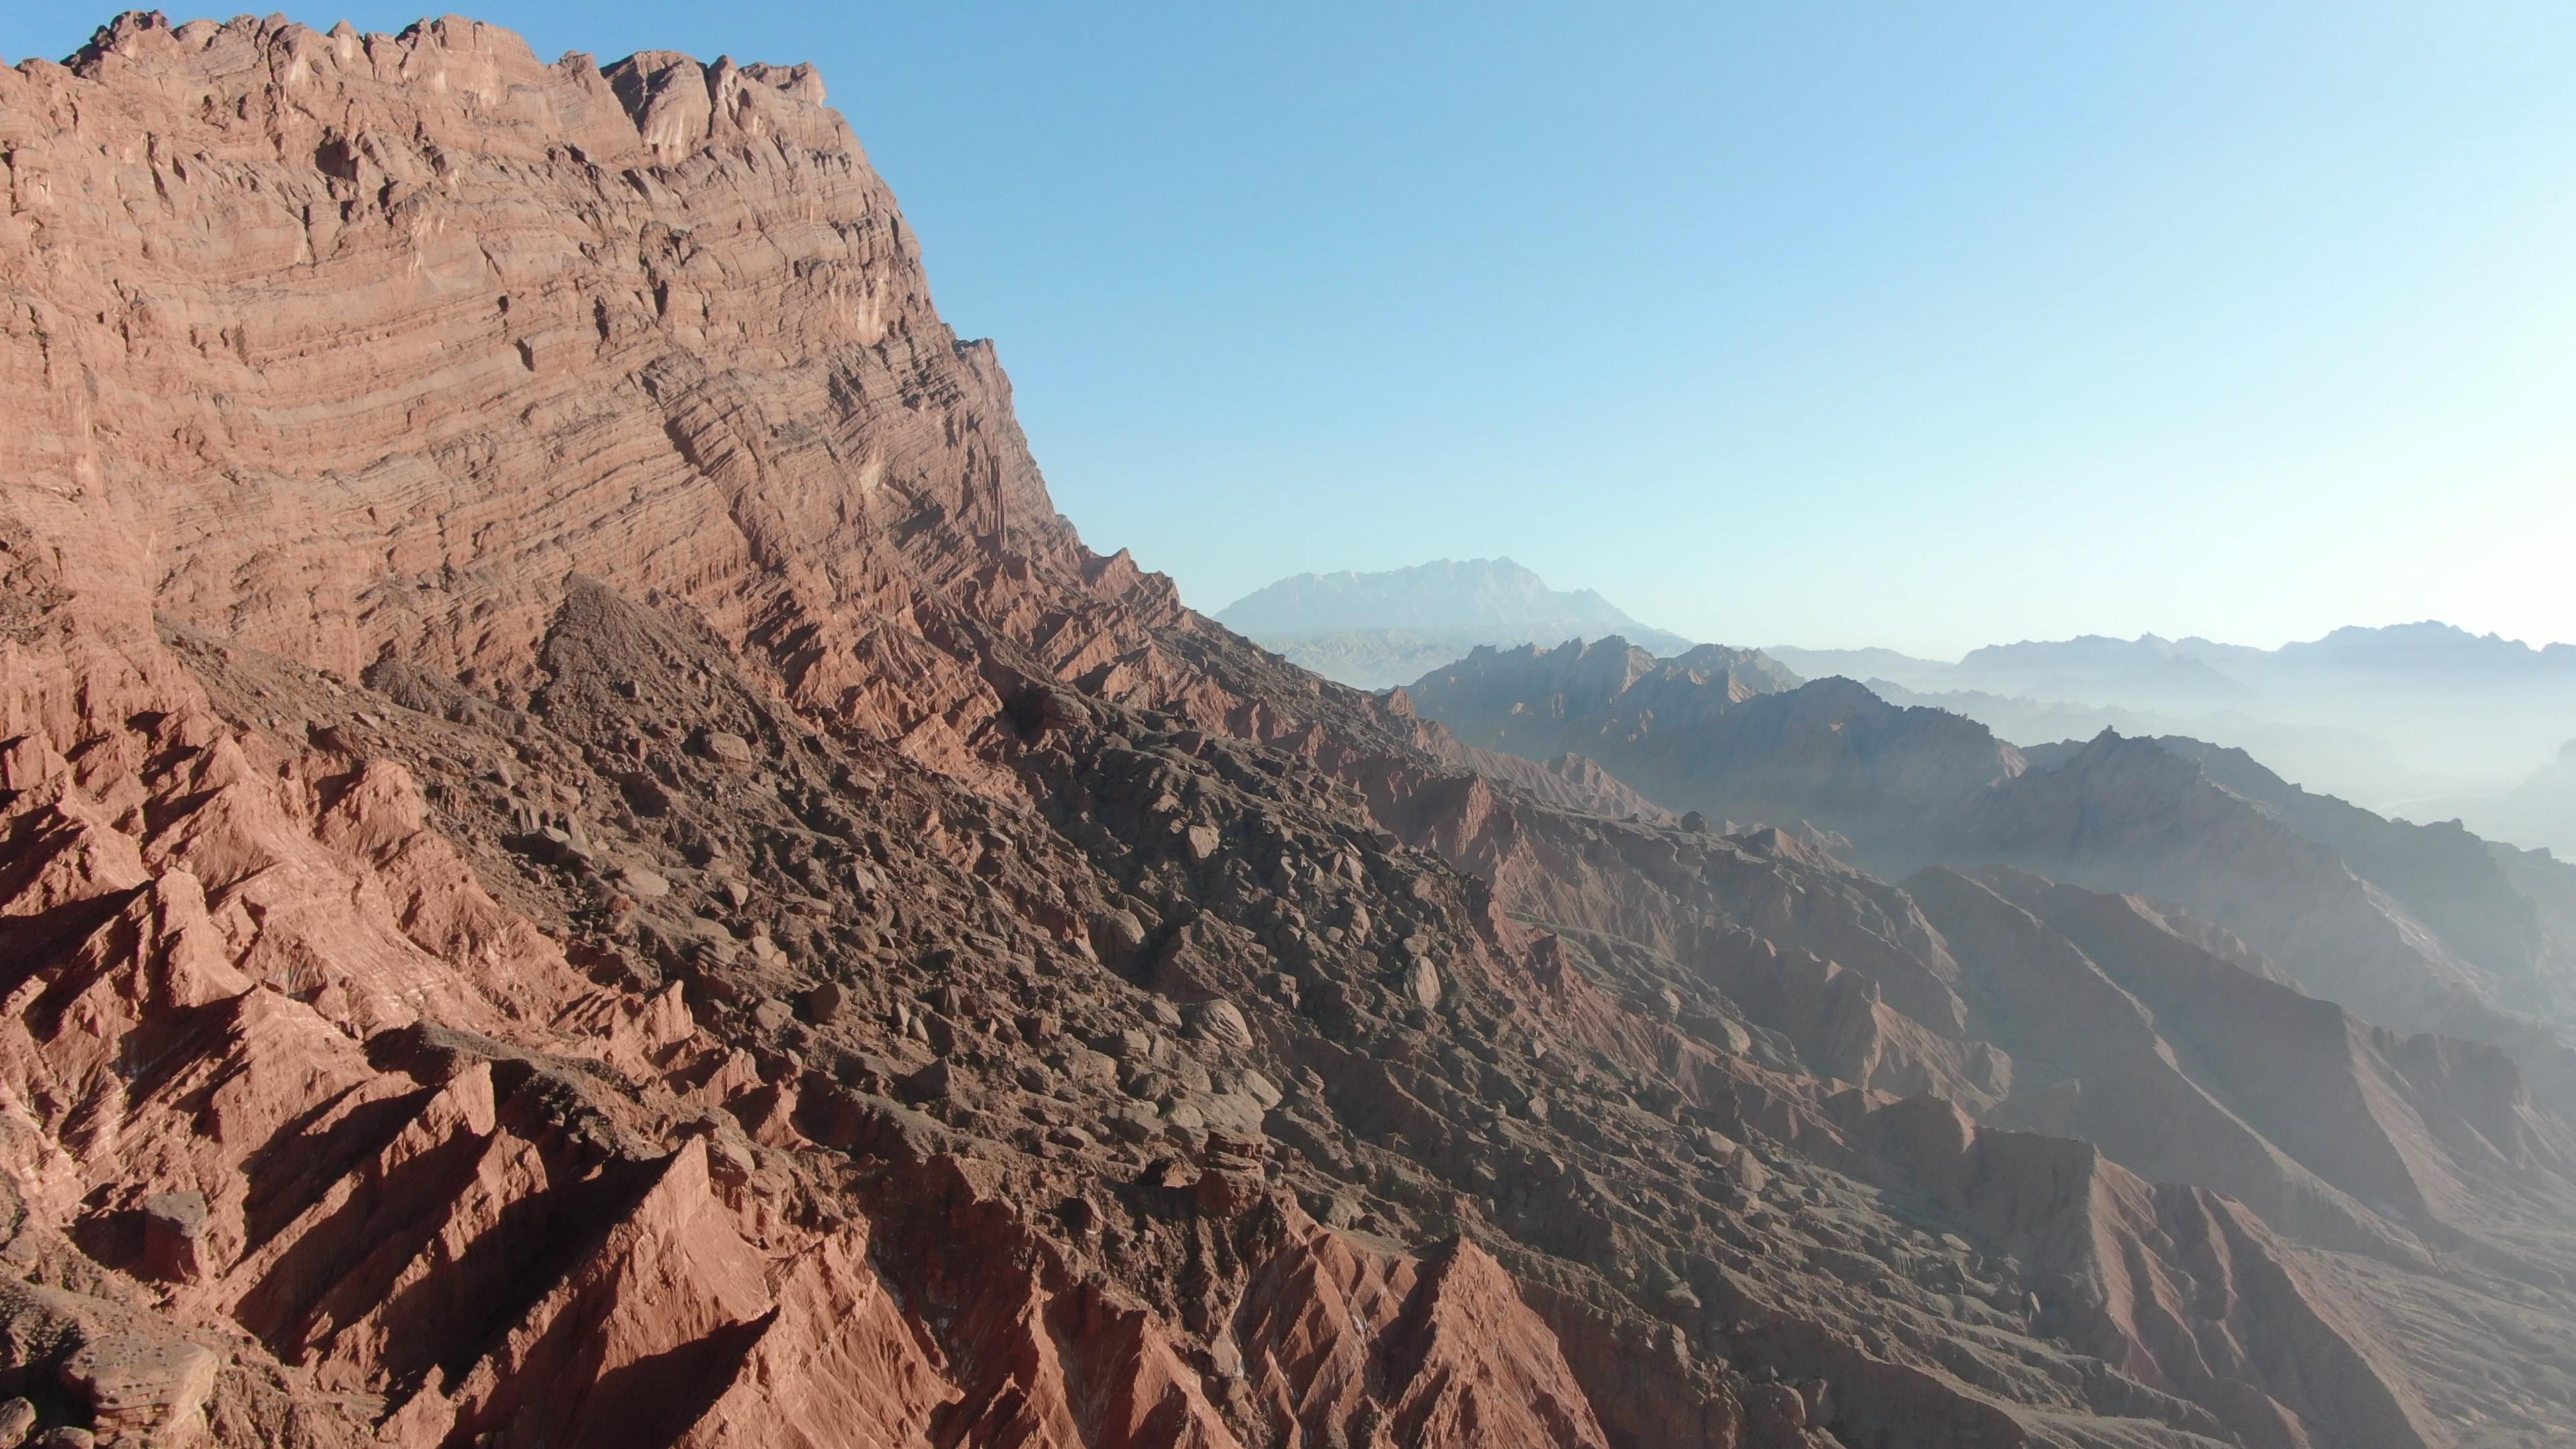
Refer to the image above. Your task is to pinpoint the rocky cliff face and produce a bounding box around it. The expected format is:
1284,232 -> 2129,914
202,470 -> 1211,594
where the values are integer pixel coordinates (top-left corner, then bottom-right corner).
1,13 -> 2571,1449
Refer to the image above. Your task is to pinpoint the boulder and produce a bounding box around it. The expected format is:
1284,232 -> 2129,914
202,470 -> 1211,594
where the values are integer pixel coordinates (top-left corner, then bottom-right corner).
1403,959 -> 1443,1011
1185,999 -> 1254,1050
800,981 -> 845,1024
140,1192 -> 210,1284
59,1335 -> 219,1445
698,730 -> 758,766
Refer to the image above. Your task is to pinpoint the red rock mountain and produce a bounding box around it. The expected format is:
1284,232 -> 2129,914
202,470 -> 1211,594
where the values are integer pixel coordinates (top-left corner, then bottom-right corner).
1,12 -> 2571,1449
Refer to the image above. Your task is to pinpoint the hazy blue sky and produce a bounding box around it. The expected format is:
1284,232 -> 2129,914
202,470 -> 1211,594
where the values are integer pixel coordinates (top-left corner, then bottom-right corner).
10,4 -> 2573,656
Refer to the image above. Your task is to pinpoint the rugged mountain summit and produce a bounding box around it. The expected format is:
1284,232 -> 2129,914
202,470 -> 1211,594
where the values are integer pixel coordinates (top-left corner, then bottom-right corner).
1216,561 -> 1693,689
1,13 -> 2572,1449
1218,559 -> 1682,642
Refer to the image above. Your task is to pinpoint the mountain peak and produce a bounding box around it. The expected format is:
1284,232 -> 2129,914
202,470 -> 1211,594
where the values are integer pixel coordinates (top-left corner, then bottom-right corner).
1214,557 -> 1695,688
1217,557 -> 1657,634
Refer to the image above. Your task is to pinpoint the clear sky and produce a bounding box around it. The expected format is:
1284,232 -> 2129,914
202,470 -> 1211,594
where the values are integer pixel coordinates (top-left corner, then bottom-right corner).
10,5 -> 2573,657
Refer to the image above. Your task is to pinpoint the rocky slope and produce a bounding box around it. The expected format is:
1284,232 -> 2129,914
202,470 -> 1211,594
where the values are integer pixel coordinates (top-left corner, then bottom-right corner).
1953,734 -> 2576,1102
2088,737 -> 2570,1021
0,12 -> 2571,1449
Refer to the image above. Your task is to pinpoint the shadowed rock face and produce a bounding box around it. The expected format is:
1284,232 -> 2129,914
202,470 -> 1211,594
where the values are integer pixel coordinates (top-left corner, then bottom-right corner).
0,12 -> 2571,1449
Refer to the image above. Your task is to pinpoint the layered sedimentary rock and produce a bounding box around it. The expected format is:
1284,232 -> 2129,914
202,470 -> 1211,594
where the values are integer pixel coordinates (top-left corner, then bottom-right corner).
0,12 -> 2571,1449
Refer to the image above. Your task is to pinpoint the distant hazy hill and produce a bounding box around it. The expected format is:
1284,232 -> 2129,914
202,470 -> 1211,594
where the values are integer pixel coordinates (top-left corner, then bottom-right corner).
1767,622 -> 2576,837
1764,645 -> 1950,688
2271,621 -> 2576,680
1218,557 -> 1693,688
2418,741 -> 2576,858
1952,635 -> 2254,712
1857,678 -> 2408,803
1405,641 -> 2576,1102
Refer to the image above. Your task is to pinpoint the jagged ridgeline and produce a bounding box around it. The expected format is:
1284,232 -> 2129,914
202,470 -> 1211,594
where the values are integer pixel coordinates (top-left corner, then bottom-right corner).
0,12 -> 2569,1449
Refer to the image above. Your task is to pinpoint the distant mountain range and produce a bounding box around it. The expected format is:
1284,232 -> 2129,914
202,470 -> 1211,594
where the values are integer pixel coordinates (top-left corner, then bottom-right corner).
1403,637 -> 2576,1105
1230,584 -> 2576,851
1216,558 -> 1693,687
1772,623 -> 2576,852
1776,624 -> 2576,709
